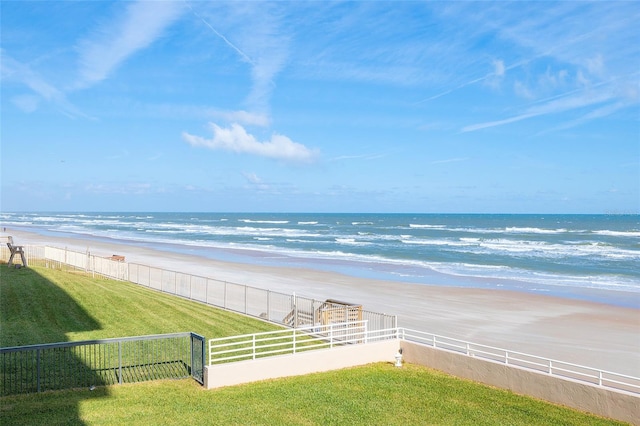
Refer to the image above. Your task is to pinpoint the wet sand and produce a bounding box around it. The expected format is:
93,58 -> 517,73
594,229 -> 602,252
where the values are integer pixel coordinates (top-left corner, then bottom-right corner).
5,229 -> 640,377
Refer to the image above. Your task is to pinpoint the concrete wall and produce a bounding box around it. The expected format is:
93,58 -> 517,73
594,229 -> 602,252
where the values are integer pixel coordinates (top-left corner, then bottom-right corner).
400,341 -> 640,425
204,340 -> 399,389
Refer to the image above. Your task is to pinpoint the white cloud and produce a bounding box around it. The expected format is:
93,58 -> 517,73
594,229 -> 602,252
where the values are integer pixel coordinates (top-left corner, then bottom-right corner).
1,51 -> 87,118
242,172 -> 270,191
513,81 -> 535,99
431,157 -> 470,165
214,110 -> 270,127
183,122 -> 319,163
12,95 -> 40,113
494,59 -> 505,77
189,3 -> 289,118
75,1 -> 183,88
462,81 -> 621,133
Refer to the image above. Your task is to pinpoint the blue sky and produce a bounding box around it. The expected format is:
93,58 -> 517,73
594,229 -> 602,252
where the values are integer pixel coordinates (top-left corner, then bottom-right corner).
1,1 -> 638,214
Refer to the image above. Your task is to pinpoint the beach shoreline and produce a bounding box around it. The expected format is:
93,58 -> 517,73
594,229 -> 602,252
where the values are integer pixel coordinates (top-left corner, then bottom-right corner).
4,227 -> 640,377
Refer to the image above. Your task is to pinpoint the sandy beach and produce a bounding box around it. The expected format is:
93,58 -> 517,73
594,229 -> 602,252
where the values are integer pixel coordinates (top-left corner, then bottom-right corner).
5,228 -> 640,377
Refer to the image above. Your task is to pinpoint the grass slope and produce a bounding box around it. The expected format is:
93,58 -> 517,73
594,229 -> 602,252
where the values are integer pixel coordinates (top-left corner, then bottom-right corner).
1,364 -> 625,425
0,265 -> 627,425
1,266 -> 280,347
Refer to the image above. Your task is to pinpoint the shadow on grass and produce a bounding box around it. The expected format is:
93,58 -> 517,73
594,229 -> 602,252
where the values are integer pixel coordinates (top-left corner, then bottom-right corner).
1,264 -> 109,425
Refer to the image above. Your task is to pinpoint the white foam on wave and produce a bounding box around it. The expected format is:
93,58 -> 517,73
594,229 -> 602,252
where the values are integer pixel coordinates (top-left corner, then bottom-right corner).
336,238 -> 371,246
505,227 -> 569,234
239,219 -> 290,224
593,230 -> 640,237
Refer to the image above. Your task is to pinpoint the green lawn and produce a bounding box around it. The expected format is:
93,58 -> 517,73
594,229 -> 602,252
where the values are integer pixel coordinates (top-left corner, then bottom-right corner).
0,265 -> 627,425
1,265 -> 280,347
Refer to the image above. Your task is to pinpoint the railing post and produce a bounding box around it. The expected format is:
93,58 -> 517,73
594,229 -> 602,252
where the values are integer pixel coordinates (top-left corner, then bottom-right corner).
252,335 -> 256,360
599,370 -> 603,386
330,324 -> 334,348
293,331 -> 297,354
466,343 -> 470,356
548,360 -> 552,375
505,351 -> 509,365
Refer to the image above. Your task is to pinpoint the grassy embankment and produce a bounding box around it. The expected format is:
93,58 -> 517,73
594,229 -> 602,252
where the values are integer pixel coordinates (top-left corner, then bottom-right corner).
0,265 -> 626,425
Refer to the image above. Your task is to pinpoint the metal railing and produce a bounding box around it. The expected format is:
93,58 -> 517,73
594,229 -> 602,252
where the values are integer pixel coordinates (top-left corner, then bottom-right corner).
4,245 -> 638,396
398,328 -> 640,395
209,320 -> 394,365
1,332 -> 205,396
127,263 -> 397,332
1,245 -> 397,332
207,324 -> 639,395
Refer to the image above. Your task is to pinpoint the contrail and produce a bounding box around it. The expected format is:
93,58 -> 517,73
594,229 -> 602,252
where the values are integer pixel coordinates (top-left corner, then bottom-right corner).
183,1 -> 254,65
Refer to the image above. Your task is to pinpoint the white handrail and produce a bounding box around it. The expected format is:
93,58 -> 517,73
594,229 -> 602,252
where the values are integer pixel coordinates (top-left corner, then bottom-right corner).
209,320 -> 380,365
398,328 -> 640,394
208,325 -> 640,395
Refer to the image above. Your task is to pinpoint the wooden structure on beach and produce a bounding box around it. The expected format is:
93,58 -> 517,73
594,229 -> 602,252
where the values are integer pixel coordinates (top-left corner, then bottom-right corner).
283,298 -> 363,328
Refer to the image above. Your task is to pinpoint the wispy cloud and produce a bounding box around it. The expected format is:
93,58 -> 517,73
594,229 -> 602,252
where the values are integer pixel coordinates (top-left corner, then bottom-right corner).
183,122 -> 319,164
189,2 -> 289,117
462,75 -> 638,133
184,2 -> 253,65
415,2 -> 639,132
330,153 -> 386,162
214,110 -> 270,127
242,172 -> 270,191
431,157 -> 469,165
1,51 -> 87,118
75,1 -> 183,89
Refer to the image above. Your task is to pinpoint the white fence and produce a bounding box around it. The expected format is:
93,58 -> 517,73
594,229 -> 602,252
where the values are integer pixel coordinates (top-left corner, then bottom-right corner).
400,328 -> 640,395
208,324 -> 640,396
209,320 -> 387,365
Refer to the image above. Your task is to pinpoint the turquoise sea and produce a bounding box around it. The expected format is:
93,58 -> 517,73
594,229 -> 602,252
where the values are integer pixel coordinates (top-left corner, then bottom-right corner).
2,212 -> 639,307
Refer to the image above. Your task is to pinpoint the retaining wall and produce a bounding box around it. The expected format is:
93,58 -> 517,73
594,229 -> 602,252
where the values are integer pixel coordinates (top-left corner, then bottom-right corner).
204,340 -> 399,389
400,341 -> 639,425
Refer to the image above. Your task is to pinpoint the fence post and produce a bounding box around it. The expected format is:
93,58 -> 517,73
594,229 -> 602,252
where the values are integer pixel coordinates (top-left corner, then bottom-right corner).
267,290 -> 270,321
293,293 -> 298,328
118,341 -> 123,385
37,349 -> 41,393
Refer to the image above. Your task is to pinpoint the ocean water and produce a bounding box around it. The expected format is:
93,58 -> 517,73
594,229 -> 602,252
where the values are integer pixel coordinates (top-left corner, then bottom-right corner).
2,212 -> 639,307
